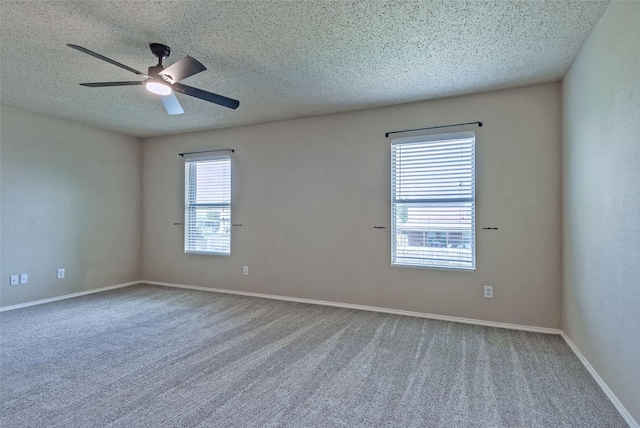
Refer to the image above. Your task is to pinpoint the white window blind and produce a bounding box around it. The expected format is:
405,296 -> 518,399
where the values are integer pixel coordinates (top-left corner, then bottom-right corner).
184,154 -> 231,255
391,131 -> 475,270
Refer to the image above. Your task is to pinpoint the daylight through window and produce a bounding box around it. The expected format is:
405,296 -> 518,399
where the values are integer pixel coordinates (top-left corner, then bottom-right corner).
184,154 -> 231,255
391,132 -> 475,270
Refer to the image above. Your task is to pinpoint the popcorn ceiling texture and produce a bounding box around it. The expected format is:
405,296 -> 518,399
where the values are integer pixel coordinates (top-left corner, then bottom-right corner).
0,0 -> 610,137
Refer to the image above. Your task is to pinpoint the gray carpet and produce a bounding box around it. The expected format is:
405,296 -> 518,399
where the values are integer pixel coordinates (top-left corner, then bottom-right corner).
0,284 -> 627,427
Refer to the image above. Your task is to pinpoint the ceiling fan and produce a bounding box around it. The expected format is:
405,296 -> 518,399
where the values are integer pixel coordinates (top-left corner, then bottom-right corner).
67,43 -> 239,115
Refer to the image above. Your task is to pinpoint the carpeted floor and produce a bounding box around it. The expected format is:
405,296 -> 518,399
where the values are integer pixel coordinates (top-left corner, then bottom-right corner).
0,284 -> 627,427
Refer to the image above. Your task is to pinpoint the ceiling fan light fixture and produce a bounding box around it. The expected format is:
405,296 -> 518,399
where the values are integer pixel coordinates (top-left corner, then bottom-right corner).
146,80 -> 172,96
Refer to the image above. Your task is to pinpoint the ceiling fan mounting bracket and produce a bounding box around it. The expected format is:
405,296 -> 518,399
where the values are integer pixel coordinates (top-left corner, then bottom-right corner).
149,43 -> 171,61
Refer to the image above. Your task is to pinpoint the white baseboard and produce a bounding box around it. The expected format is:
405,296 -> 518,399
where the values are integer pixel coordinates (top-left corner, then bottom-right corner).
143,280 -> 562,335
561,333 -> 638,428
0,281 -> 140,312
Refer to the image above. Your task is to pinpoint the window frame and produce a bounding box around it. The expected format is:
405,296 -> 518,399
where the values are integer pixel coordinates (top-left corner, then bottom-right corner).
391,131 -> 476,271
184,154 -> 232,256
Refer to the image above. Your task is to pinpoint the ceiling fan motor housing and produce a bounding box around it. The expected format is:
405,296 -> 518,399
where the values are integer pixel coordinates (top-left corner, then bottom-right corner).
148,64 -> 166,77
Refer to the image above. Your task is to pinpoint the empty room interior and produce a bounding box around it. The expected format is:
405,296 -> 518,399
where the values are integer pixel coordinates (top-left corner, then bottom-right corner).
1,1 -> 638,427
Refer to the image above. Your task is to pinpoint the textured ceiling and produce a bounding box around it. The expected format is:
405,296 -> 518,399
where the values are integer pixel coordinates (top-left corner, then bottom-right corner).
0,0 -> 610,138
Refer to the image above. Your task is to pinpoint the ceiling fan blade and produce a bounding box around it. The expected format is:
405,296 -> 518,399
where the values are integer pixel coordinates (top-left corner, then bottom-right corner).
67,44 -> 148,77
174,83 -> 239,110
160,93 -> 184,115
79,81 -> 144,87
159,56 -> 206,83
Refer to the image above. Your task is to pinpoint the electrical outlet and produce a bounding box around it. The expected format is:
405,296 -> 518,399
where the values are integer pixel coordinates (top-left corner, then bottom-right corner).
484,285 -> 493,299
243,266 -> 249,276
57,268 -> 65,279
10,275 -> 19,285
20,274 -> 28,284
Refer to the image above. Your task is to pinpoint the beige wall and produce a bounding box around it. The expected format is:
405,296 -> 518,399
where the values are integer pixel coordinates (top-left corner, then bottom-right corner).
143,82 -> 562,328
562,1 -> 640,423
0,107 -> 142,307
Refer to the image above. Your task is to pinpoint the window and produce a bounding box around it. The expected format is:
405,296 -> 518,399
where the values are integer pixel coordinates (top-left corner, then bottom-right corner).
391,131 -> 475,270
184,154 -> 231,255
